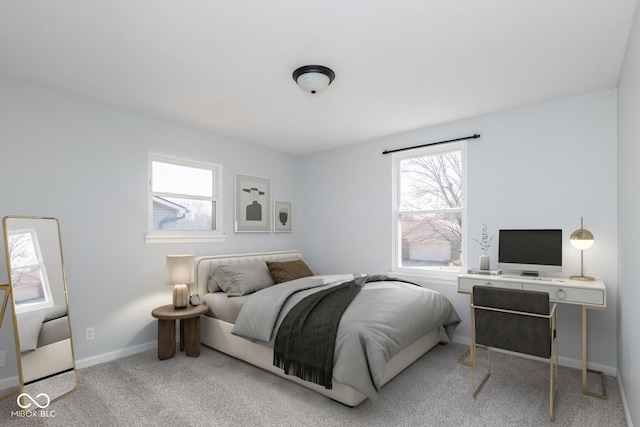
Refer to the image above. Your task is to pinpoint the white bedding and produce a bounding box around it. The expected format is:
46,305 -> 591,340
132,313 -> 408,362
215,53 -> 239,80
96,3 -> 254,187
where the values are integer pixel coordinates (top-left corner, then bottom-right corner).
201,292 -> 247,324
17,305 -> 69,353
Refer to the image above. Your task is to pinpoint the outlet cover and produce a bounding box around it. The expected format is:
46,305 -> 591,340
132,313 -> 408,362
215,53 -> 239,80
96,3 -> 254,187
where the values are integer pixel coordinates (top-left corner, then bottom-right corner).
85,327 -> 95,341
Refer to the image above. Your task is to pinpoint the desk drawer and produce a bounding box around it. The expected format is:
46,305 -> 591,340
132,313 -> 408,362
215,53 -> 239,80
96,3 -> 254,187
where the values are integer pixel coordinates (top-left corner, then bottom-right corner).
523,283 -> 605,306
458,277 -> 522,292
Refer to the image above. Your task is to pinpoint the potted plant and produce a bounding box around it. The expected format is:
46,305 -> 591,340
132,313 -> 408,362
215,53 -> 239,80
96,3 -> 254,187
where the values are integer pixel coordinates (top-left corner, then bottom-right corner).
474,224 -> 494,270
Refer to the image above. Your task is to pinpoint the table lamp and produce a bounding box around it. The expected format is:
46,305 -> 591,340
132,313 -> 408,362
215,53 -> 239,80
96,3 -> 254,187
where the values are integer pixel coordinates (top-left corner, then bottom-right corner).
166,254 -> 194,309
569,217 -> 595,281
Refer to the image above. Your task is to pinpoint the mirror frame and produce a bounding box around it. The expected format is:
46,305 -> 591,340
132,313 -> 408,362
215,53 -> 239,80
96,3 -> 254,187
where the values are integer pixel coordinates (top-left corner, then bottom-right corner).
0,282 -> 20,401
2,216 -> 78,405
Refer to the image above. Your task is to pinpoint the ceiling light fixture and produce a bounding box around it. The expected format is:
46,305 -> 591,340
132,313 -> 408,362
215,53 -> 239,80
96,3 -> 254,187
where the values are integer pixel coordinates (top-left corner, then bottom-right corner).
292,65 -> 335,94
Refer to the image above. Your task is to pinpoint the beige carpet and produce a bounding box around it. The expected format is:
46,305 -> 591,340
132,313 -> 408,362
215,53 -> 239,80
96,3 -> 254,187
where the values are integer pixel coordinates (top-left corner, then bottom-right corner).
0,342 -> 627,426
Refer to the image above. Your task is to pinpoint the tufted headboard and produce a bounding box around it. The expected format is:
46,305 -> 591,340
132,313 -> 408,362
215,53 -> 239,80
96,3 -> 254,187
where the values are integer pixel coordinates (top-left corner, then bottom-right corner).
194,250 -> 304,296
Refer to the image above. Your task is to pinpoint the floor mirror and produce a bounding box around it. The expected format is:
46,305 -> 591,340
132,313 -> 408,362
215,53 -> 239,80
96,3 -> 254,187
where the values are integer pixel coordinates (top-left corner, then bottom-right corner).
2,216 -> 77,405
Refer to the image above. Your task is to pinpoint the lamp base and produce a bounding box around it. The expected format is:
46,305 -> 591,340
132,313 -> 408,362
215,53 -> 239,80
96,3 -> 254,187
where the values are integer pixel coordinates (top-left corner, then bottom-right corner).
570,275 -> 595,281
173,284 -> 188,309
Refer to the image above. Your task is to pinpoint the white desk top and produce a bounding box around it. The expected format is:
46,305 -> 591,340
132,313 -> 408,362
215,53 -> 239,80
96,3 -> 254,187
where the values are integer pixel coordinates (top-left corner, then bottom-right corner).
458,274 -> 606,307
462,273 -> 605,289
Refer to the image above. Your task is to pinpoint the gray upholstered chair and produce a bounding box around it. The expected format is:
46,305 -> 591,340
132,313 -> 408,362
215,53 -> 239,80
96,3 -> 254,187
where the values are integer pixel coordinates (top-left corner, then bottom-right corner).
471,286 -> 558,420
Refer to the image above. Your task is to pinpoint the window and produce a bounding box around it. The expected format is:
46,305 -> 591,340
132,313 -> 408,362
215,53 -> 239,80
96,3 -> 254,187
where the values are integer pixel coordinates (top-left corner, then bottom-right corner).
146,152 -> 225,243
7,228 -> 54,313
392,141 -> 466,277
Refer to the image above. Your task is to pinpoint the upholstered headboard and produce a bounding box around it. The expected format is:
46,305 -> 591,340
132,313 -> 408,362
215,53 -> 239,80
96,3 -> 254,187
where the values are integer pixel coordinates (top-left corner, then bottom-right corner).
194,251 -> 304,296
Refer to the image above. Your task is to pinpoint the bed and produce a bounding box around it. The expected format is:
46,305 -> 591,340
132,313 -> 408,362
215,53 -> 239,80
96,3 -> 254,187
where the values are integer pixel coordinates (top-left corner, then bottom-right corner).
195,251 -> 460,406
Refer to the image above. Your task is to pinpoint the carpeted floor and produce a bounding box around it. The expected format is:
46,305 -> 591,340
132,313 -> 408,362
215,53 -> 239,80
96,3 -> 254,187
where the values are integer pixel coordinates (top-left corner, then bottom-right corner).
0,342 -> 627,426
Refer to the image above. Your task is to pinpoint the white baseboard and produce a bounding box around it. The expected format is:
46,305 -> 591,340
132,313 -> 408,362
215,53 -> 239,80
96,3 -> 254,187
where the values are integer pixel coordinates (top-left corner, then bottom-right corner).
0,375 -> 19,392
0,341 -> 157,393
75,340 -> 156,370
617,375 -> 634,427
0,341 -> 157,391
451,335 -> 617,376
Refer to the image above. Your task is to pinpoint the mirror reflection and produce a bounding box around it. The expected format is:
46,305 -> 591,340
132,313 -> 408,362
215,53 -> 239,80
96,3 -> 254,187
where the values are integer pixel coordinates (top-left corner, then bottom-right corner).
2,216 -> 77,403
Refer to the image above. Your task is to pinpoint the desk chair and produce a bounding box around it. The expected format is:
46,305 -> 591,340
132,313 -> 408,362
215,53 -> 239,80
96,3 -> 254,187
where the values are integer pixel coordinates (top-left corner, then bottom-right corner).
471,286 -> 558,420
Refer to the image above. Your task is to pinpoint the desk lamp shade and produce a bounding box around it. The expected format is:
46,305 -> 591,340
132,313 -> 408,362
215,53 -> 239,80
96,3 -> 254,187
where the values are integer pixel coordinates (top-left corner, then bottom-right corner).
570,217 -> 595,281
167,255 -> 194,308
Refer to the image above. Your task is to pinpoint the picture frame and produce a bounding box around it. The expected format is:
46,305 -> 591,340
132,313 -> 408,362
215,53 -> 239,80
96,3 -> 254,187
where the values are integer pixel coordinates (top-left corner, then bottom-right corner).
273,200 -> 292,233
234,173 -> 271,232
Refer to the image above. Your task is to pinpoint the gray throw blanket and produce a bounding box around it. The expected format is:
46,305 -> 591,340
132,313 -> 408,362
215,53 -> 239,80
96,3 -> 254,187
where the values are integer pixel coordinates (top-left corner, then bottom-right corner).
273,275 -> 411,389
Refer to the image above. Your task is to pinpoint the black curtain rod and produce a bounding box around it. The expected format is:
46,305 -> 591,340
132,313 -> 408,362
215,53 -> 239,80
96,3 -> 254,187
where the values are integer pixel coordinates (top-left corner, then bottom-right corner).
382,133 -> 480,155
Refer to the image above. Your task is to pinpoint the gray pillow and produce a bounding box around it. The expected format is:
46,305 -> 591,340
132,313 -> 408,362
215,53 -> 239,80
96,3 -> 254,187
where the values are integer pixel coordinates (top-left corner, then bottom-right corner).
207,277 -> 221,293
212,262 -> 275,296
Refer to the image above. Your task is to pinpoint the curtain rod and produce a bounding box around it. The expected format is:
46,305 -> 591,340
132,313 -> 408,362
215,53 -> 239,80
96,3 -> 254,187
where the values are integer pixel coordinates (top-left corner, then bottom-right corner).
382,133 -> 480,155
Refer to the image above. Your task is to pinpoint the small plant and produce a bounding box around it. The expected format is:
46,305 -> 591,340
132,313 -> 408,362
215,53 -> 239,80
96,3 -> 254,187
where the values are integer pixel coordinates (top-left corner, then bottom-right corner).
473,224 -> 494,255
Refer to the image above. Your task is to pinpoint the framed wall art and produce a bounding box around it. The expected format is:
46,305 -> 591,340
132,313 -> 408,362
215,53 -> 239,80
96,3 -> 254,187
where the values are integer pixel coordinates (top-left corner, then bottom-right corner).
273,200 -> 292,232
234,173 -> 271,232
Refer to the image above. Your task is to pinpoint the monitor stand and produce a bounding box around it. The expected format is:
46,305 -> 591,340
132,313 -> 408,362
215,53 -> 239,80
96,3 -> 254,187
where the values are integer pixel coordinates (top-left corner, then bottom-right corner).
521,271 -> 539,277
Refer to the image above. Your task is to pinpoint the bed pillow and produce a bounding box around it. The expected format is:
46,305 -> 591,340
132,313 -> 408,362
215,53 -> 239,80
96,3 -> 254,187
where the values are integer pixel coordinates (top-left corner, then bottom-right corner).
212,262 -> 275,297
207,277 -> 221,293
267,259 -> 314,283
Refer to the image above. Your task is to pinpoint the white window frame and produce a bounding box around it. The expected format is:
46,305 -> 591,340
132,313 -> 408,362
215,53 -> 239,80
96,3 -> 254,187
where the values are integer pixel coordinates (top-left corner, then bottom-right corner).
145,152 -> 227,244
391,141 -> 467,283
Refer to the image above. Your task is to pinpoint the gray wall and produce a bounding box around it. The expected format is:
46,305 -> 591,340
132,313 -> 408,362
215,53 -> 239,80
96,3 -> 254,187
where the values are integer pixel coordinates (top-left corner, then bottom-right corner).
617,2 -> 640,425
0,75 -> 300,378
299,90 -> 618,371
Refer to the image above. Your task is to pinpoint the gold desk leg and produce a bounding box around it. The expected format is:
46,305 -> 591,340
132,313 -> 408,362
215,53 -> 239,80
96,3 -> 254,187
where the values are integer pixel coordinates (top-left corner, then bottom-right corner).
458,347 -> 472,366
582,305 -> 607,399
458,292 -> 474,366
457,292 -> 488,366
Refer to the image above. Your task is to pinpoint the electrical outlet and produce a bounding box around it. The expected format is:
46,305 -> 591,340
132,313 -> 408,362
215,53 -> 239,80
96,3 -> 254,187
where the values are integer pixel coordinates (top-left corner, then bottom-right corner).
0,351 -> 5,367
85,327 -> 95,341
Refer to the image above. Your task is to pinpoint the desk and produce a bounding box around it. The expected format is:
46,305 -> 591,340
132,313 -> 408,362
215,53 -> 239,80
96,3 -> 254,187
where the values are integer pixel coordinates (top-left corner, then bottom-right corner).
457,274 -> 607,399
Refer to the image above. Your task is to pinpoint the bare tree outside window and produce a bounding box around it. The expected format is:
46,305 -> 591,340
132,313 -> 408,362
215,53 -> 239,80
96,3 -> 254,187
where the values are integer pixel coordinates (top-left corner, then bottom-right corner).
396,145 -> 464,273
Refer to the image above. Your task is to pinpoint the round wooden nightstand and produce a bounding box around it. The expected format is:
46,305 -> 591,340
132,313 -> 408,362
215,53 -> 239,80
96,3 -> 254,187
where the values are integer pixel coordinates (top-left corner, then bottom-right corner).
151,304 -> 208,360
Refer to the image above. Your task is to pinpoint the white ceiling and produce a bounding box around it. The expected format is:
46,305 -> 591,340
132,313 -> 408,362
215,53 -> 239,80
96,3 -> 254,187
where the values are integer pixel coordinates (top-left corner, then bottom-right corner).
0,1 -> 636,155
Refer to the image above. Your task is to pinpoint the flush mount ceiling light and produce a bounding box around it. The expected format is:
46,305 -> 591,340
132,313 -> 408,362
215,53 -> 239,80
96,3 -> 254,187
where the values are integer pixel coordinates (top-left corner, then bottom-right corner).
292,65 -> 335,94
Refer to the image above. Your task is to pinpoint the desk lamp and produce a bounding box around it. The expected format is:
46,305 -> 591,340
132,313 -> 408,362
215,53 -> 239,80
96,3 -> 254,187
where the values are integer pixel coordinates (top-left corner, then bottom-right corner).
569,217 -> 595,281
166,255 -> 194,309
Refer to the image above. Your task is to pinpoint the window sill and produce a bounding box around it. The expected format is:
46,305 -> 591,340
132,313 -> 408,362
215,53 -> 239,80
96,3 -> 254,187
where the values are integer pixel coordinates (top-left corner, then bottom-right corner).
145,234 -> 228,244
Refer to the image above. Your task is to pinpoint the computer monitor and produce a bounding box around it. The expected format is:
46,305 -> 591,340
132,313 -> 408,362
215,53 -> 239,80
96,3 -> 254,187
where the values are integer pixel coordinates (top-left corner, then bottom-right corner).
497,229 -> 563,276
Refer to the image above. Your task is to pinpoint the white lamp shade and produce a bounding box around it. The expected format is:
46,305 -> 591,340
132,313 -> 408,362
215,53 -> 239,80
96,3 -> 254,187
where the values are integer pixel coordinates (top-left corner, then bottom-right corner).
296,72 -> 331,93
166,255 -> 194,285
570,229 -> 594,250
